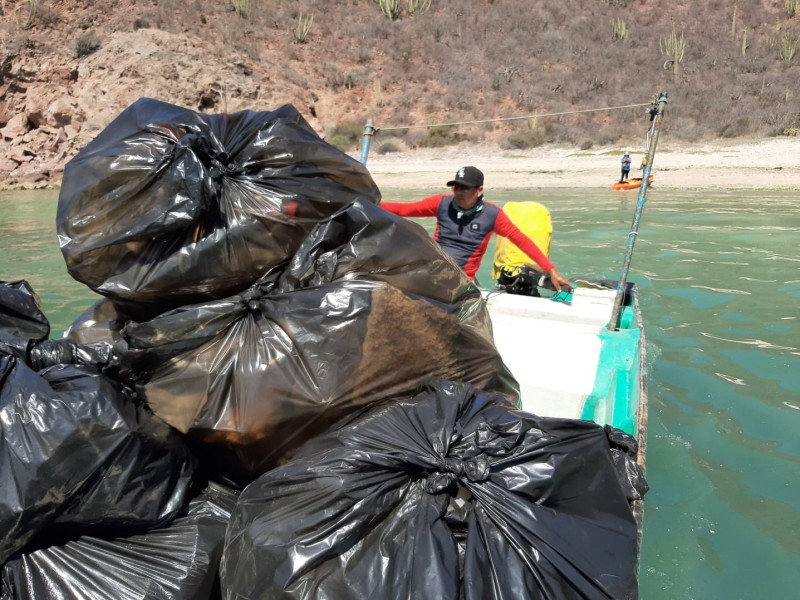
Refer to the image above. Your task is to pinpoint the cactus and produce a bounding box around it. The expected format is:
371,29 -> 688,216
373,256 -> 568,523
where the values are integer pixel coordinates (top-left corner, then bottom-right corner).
378,0 -> 402,20
20,0 -> 38,29
228,0 -> 250,19
407,0 -> 432,16
660,27 -> 686,83
778,33 -> 798,63
290,13 -> 314,44
612,18 -> 628,41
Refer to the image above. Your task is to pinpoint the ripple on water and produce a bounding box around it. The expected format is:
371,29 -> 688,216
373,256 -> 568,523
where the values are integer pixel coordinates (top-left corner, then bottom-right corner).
699,332 -> 798,352
714,372 -> 748,386
690,285 -> 751,295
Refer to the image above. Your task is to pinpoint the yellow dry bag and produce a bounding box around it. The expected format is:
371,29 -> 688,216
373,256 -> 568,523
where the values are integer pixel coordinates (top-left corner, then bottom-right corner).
491,201 -> 552,280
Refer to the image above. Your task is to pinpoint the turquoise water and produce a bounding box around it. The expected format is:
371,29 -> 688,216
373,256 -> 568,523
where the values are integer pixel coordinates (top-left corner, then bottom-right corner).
2,188 -> 799,599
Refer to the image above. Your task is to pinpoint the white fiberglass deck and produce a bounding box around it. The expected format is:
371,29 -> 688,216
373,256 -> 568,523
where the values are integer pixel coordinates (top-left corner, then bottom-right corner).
483,287 -> 618,419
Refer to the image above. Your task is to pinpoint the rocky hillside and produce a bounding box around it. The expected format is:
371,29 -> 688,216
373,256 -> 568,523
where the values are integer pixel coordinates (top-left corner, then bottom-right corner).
2,0 -> 799,188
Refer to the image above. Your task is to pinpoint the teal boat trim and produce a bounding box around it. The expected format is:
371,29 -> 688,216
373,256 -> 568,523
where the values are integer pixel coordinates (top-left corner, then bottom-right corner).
581,297 -> 640,435
581,285 -> 648,560
580,325 -> 641,433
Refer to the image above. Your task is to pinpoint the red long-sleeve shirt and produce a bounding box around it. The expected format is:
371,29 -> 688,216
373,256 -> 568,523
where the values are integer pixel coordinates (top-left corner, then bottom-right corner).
381,194 -> 554,280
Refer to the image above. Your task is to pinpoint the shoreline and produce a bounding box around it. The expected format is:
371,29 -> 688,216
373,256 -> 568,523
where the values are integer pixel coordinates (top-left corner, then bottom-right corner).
3,137 -> 798,192
362,137 -> 800,191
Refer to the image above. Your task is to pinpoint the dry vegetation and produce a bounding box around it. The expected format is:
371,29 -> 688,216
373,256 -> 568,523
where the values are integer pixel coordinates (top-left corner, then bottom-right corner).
2,0 -> 799,160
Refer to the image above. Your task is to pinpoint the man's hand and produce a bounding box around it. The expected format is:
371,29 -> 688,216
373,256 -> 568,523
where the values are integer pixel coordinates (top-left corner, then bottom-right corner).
547,268 -> 573,293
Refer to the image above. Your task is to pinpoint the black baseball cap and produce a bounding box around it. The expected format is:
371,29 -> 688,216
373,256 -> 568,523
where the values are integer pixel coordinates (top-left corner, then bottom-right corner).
447,166 -> 484,188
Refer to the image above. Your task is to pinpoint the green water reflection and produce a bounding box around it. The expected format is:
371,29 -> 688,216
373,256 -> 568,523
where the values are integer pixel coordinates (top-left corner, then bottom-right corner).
0,190 -> 102,337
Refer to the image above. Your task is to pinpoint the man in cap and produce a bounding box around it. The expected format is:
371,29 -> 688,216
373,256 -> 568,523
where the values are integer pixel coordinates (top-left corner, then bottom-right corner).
380,166 -> 571,291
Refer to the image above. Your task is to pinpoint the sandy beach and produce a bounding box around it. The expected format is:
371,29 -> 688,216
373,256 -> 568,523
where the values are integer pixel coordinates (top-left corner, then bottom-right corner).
3,137 -> 797,193
363,137 -> 800,191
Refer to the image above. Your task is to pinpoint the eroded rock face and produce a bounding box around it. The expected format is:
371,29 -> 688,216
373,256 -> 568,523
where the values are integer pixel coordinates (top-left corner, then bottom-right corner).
1,27 -> 315,189
1,113 -> 30,140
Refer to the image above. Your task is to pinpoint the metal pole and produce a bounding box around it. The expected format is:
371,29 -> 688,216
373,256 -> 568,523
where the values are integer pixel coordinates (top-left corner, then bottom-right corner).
359,119 -> 375,165
607,92 -> 669,331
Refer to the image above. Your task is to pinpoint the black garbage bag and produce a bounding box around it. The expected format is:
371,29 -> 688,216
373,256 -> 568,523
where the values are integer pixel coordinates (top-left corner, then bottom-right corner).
59,298 -> 137,378
57,97 -> 381,315
1,483 -> 237,600
605,425 -> 650,502
221,379 -> 642,600
119,200 -> 518,484
63,297 -> 131,349
0,355 -> 197,564
28,338 -> 109,372
0,281 -> 49,360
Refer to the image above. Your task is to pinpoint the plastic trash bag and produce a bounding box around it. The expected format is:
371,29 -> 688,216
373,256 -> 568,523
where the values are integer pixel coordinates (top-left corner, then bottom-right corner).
221,378 -> 642,600
0,354 -> 197,564
0,281 -> 49,360
0,280 -> 113,370
57,97 -> 381,315
119,200 -> 518,484
61,297 -> 138,378
1,483 -> 238,600
28,338 -> 108,372
605,425 -> 650,501
63,297 -> 130,349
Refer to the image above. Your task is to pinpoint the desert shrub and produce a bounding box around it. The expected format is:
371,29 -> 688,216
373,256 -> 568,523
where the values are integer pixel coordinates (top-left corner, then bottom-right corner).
719,117 -> 751,138
425,20 -> 444,42
37,6 -> 60,27
759,108 -> 799,136
376,138 -> 403,154
504,129 -> 547,149
591,124 -> 622,146
580,139 -> 594,150
327,121 -> 365,152
503,119 -> 556,149
380,107 -> 411,129
74,33 -> 100,58
323,66 -> 357,90
133,18 -> 150,30
459,127 -> 484,144
417,126 -> 459,148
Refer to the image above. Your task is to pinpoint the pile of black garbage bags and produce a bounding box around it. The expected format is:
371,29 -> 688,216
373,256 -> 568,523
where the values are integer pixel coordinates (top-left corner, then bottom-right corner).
0,99 -> 648,599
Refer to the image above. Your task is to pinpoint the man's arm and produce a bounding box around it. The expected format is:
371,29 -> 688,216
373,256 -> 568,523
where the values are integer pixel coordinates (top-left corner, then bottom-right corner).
380,195 -> 443,217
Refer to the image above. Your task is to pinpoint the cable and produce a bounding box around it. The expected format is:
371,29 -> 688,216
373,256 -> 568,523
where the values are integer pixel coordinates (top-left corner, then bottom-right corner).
376,102 -> 652,133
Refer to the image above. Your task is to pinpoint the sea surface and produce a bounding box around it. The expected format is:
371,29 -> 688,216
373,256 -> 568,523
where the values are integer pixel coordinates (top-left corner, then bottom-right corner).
1,187 -> 798,599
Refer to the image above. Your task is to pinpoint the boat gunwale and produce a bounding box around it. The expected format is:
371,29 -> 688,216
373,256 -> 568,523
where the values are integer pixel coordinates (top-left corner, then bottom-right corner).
630,285 -> 649,570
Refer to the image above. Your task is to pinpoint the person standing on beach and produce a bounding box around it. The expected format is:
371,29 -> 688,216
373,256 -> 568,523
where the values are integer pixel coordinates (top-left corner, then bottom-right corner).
620,153 -> 632,183
380,166 -> 572,291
